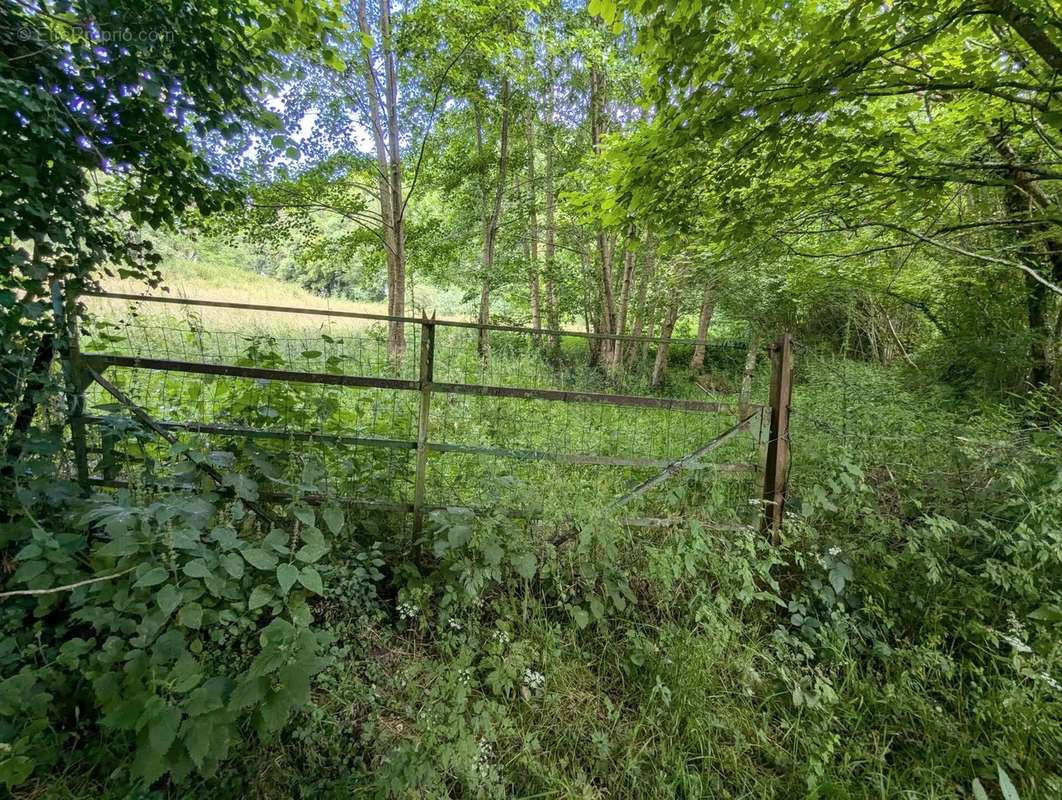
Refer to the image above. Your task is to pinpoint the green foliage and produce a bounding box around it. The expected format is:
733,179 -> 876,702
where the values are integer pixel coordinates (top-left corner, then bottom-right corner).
1,442 -> 346,785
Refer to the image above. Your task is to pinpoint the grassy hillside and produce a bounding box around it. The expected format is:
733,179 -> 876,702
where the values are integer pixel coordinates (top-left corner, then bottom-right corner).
93,257 -> 399,335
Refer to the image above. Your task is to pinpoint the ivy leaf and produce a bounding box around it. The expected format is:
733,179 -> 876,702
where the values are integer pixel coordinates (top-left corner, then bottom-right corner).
134,567 -> 168,588
277,563 -> 299,595
156,584 -> 181,616
242,548 -> 278,571
297,566 -> 323,595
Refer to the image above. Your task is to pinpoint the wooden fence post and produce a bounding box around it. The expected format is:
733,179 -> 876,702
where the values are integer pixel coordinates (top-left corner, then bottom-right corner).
761,332 -> 793,540
412,313 -> 435,535
52,281 -> 90,491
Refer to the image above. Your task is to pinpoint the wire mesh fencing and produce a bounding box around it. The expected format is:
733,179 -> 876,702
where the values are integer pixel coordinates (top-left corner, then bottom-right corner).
72,291 -> 777,530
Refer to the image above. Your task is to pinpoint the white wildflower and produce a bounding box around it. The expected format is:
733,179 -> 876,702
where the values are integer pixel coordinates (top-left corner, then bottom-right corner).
1039,672 -> 1061,692
1007,611 -> 1029,638
492,629 -> 511,646
448,618 -> 463,631
523,668 -> 545,691
1001,633 -> 1032,654
827,546 -> 842,557
473,738 -> 493,777
397,601 -> 419,620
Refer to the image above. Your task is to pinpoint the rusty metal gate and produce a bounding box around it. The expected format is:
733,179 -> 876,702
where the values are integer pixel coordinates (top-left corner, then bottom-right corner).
64,290 -> 792,533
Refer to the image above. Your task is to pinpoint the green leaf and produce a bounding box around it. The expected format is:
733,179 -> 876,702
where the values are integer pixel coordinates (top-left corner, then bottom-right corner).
481,538 -> 503,566
184,559 -> 212,579
183,717 -> 213,769
156,584 -> 181,616
0,755 -> 34,787
1027,605 -> 1062,623
248,585 -> 274,610
295,542 -> 328,563
134,566 -> 168,588
242,548 -> 278,571
223,471 -> 259,501
572,605 -> 590,629
589,595 -> 605,621
177,602 -> 204,629
998,767 -> 1020,800
292,505 -> 315,527
971,779 -> 989,800
277,563 -> 299,595
322,505 -> 344,534
297,566 -> 323,595
15,543 -> 42,560
510,552 -> 537,580
148,704 -> 181,755
221,553 -> 245,579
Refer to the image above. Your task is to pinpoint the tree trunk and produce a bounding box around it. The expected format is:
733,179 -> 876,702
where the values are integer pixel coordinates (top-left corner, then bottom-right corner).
477,77 -> 512,358
988,0 -> 1062,76
380,0 -> 406,358
543,55 -> 560,354
995,136 -> 1056,388
589,62 -> 615,366
610,238 -> 636,372
738,332 -> 761,421
525,106 -> 541,330
631,243 -> 655,365
650,286 -> 680,388
357,0 -> 405,361
689,284 -> 716,370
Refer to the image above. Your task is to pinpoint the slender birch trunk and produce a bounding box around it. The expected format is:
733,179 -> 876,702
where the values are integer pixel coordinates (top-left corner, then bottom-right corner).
525,106 -> 541,330
690,285 -> 716,370
651,285 -> 680,388
477,77 -> 512,358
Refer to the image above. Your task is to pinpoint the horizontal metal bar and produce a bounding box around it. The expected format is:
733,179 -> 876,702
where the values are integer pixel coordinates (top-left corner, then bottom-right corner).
81,354 -> 764,415
431,381 -> 755,414
83,354 -> 420,392
621,517 -> 751,530
79,417 -> 418,451
82,290 -> 748,348
426,440 -> 755,471
79,416 -> 756,472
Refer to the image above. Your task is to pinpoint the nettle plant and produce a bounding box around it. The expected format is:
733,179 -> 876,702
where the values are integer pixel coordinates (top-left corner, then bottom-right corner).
0,437 -> 346,788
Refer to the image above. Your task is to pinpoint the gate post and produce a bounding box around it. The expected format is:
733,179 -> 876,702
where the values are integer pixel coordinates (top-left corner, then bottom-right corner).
412,313 -> 435,535
761,332 -> 793,540
52,281 -> 90,491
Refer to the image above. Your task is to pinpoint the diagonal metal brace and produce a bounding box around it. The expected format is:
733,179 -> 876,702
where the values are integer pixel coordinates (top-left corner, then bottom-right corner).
84,365 -> 280,527
606,412 -> 758,512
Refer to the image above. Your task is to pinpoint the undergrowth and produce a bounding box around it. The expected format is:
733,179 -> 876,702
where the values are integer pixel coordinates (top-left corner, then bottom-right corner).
3,335 -> 1059,799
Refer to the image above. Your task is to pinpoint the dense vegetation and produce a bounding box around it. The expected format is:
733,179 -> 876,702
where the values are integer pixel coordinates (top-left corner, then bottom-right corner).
2,0 -> 1060,798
